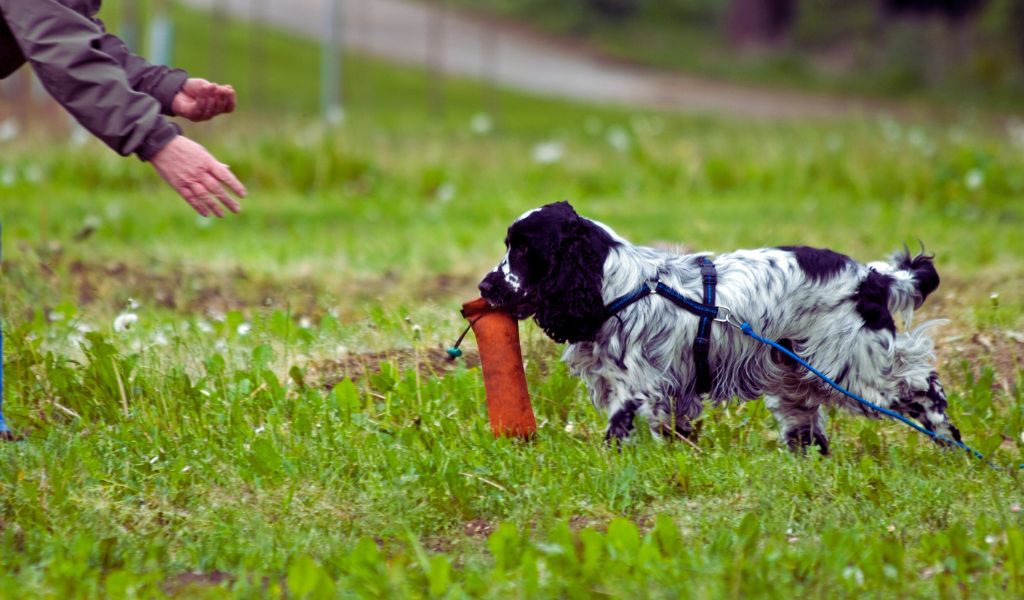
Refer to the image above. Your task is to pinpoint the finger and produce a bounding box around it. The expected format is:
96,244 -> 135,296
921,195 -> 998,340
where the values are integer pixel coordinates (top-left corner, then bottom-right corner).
209,93 -> 228,117
197,93 -> 214,119
195,83 -> 217,114
173,96 -> 196,119
179,186 -> 209,217
200,171 -> 240,214
180,95 -> 207,121
223,85 -> 237,113
208,86 -> 231,115
186,181 -> 216,217
220,87 -> 235,113
188,180 -> 222,218
199,80 -> 218,97
184,78 -> 209,96
211,162 -> 247,198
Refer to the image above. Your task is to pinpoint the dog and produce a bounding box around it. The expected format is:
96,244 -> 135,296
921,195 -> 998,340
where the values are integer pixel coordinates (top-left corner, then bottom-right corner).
478,201 -> 961,453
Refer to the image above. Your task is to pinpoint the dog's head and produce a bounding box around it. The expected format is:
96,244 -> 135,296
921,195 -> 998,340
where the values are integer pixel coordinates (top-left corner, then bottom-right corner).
478,201 -> 619,343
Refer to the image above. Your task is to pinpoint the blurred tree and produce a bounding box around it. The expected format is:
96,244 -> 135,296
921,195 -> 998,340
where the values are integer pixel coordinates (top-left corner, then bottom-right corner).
586,0 -> 640,18
449,0 -> 1024,100
727,0 -> 797,47
1015,0 -> 1024,61
881,0 -> 986,20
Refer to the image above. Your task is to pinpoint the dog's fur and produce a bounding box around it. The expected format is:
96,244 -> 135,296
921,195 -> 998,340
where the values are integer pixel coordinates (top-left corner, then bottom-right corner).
479,202 -> 961,453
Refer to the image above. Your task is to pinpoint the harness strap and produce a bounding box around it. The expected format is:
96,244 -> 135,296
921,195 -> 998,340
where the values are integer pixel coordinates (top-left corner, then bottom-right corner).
604,282 -> 655,316
603,257 -> 719,394
693,258 -> 717,395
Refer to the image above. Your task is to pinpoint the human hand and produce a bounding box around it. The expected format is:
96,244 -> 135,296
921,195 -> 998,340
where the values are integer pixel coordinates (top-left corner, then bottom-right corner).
171,78 -> 236,122
150,135 -> 247,217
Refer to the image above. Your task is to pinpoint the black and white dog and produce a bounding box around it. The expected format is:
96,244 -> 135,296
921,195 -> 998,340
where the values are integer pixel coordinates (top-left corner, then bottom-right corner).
478,201 -> 961,453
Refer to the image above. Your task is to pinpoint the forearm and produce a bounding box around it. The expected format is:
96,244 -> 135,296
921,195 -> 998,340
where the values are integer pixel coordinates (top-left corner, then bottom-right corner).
0,0 -> 179,159
95,24 -> 187,116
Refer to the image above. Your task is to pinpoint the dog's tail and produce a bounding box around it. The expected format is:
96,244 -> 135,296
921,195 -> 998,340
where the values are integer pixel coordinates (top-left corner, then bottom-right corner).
870,245 -> 940,328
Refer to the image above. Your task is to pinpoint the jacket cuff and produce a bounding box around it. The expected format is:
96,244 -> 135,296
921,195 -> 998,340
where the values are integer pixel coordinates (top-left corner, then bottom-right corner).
136,120 -> 181,162
152,69 -> 188,116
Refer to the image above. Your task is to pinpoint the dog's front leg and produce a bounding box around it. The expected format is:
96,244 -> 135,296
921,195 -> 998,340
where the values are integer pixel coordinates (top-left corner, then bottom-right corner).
765,394 -> 830,455
604,399 -> 640,446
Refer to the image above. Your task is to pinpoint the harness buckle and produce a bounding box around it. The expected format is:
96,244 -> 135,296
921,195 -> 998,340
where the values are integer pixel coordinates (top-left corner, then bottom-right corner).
714,305 -> 743,329
645,279 -> 659,293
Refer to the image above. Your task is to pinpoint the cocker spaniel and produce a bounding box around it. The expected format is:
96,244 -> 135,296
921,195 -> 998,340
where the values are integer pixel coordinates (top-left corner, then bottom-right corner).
478,201 -> 960,453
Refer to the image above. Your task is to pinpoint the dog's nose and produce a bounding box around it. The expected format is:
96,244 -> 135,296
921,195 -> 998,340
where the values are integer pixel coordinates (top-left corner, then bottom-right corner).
478,279 -> 494,295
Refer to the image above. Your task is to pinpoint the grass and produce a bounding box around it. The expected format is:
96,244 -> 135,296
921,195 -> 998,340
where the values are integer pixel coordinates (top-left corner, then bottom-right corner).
2,3 -> 1024,598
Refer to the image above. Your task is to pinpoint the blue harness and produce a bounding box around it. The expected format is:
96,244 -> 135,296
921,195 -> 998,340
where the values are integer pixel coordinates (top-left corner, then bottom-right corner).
604,257 -> 719,395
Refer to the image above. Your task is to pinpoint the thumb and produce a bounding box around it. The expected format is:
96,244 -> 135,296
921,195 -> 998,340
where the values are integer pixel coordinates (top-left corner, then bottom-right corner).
175,94 -> 198,114
184,77 -> 212,95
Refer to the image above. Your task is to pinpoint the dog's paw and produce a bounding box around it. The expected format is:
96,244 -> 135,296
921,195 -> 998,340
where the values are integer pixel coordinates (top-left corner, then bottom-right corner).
604,401 -> 639,447
604,424 -> 633,448
785,426 -> 830,456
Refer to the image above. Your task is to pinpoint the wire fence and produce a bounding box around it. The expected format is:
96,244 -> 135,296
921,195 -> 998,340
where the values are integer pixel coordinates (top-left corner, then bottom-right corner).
1,0 -> 500,143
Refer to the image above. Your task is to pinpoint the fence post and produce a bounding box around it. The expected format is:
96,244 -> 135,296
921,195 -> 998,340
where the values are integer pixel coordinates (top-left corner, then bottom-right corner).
426,0 -> 446,117
321,0 -> 343,123
210,0 -> 227,82
120,0 -> 141,51
148,0 -> 175,67
250,0 -> 267,112
481,19 -> 500,129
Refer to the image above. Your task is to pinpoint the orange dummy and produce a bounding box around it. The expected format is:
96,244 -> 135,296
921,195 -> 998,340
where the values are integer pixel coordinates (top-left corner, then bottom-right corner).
449,298 -> 537,438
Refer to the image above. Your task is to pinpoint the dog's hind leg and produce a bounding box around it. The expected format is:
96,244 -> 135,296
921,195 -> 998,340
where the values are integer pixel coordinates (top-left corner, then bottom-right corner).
765,394 -> 830,455
646,394 -> 703,442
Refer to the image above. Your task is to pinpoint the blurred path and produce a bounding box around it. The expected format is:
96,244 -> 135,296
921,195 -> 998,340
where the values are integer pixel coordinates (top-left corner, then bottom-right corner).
182,0 -> 873,119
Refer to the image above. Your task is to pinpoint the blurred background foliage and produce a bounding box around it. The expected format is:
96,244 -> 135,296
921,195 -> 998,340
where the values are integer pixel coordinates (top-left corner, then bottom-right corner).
449,0 -> 1024,105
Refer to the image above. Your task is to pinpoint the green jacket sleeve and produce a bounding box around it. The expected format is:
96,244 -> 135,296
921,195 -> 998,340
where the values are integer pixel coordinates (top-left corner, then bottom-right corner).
95,24 -> 187,116
0,0 -> 183,160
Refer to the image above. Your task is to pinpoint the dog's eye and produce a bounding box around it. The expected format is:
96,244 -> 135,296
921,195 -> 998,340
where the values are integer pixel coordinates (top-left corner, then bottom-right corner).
526,248 -> 548,275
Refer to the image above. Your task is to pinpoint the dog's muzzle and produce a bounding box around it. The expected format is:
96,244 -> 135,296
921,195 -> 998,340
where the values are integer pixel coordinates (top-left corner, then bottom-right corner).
478,273 -> 537,320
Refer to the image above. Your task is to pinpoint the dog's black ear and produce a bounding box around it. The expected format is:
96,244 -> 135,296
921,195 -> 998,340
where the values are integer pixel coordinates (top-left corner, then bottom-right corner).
543,200 -> 578,219
533,216 -> 615,343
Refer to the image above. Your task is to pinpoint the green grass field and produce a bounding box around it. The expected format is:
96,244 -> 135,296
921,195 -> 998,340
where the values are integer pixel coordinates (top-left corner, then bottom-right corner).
2,4 -> 1024,598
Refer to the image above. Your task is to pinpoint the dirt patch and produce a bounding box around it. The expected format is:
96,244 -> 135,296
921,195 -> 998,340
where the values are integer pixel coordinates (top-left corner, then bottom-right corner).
568,514 -> 607,532
163,571 -> 235,595
8,253 -> 478,320
937,329 -> 1023,392
422,536 -> 457,553
463,518 -> 495,538
8,253 -> 330,318
310,347 -> 481,390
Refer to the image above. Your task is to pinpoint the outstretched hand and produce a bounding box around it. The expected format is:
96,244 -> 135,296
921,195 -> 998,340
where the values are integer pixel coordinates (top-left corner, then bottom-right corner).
172,78 -> 236,122
150,135 -> 247,217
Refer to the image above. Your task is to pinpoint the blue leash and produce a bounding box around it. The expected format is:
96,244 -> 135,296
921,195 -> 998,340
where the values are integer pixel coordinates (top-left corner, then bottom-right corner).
736,320 -> 1022,470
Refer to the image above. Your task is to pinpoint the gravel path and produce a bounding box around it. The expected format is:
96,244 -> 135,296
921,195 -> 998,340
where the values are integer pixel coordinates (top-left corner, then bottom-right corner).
182,0 -> 874,119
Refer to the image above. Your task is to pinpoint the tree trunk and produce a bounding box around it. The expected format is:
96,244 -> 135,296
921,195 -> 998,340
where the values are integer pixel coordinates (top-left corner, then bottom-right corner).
726,0 -> 797,48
